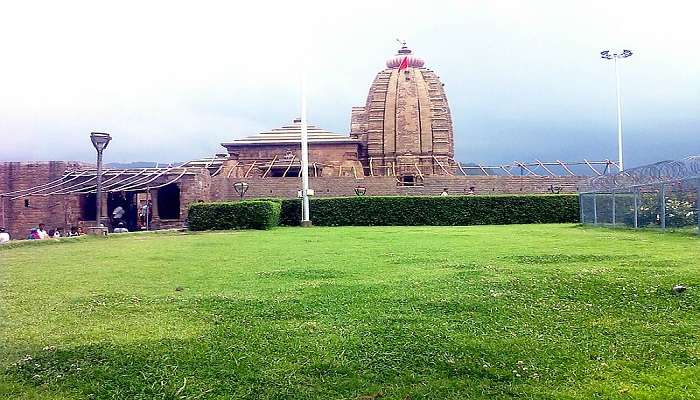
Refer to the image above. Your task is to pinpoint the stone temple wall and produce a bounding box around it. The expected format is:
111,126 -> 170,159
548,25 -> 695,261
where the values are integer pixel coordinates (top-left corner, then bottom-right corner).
209,175 -> 585,201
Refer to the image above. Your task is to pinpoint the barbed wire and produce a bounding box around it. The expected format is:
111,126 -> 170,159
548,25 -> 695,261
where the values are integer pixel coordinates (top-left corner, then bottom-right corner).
581,156 -> 700,191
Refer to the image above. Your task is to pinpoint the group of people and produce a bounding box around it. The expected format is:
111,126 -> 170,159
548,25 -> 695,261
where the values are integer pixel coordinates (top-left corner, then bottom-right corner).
26,224 -> 85,240
0,197 -> 155,243
439,187 -> 477,196
0,224 -> 87,244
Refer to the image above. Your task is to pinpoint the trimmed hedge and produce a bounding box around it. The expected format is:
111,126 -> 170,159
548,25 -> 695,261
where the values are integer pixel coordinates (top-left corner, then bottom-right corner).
188,201 -> 281,231
188,195 -> 579,229
279,195 -> 579,226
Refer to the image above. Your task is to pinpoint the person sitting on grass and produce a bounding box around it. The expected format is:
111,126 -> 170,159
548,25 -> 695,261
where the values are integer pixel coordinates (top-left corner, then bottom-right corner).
0,228 -> 10,244
37,223 -> 48,239
113,222 -> 129,233
53,228 -> 62,238
28,228 -> 40,240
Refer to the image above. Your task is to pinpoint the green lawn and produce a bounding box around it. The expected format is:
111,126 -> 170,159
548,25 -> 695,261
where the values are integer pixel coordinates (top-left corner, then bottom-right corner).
1,225 -> 698,399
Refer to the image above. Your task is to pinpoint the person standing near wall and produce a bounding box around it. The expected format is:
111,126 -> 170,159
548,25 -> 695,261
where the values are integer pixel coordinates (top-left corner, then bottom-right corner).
140,200 -> 152,229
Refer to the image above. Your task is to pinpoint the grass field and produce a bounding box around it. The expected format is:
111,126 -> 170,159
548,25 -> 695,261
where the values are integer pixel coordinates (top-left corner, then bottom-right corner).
1,225 -> 699,399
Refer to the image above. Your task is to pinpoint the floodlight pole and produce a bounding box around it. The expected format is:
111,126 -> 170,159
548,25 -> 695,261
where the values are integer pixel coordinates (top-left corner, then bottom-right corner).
601,50 -> 633,172
300,75 -> 311,227
614,57 -> 624,172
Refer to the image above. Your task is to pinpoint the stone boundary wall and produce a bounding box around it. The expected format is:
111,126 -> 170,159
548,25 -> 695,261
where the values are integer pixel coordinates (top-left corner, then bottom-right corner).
0,162 -> 82,238
210,175 -> 585,201
0,162 -> 211,238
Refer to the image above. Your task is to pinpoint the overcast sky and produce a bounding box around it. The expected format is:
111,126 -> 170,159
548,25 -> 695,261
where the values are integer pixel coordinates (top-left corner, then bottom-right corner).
1,1 -> 698,167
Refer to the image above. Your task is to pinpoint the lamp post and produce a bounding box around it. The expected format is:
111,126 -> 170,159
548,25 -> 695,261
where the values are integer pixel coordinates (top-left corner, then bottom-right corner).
354,186 -> 367,196
600,49 -> 633,172
90,132 -> 112,228
233,181 -> 249,201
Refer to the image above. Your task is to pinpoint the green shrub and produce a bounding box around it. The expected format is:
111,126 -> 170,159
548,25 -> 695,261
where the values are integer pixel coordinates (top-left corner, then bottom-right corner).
188,201 -> 281,231
279,195 -> 579,226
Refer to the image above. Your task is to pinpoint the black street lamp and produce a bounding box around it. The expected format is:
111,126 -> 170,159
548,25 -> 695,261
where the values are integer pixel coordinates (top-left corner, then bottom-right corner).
354,186 -> 367,196
233,181 -> 249,201
90,132 -> 112,228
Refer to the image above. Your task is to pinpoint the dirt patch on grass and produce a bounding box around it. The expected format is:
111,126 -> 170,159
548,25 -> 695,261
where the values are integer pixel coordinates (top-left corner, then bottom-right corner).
504,254 -> 626,265
255,268 -> 346,280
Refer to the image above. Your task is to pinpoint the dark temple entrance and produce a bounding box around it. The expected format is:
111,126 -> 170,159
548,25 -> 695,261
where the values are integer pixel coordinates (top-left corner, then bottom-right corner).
157,183 -> 180,220
107,192 -> 138,231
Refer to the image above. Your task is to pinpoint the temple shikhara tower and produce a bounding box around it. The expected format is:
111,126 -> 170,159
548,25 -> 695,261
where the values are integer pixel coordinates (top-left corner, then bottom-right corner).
351,43 -> 454,179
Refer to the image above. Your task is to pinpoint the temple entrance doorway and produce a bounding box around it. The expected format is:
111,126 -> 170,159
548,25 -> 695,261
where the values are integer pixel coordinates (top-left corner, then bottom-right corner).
107,192 -> 138,231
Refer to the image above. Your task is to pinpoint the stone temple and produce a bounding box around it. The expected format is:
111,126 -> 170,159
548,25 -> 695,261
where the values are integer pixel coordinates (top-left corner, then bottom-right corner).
222,43 -> 455,183
0,44 -> 588,237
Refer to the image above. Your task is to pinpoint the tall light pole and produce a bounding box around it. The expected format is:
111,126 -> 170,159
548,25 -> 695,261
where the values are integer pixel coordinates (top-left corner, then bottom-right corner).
300,77 -> 312,227
601,49 -> 633,172
90,132 -> 112,228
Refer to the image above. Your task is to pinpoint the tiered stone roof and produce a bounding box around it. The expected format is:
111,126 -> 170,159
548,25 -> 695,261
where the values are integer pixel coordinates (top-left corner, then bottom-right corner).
223,119 -> 358,146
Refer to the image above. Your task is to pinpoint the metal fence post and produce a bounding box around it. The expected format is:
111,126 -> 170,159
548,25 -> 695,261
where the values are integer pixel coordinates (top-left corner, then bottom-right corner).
660,184 -> 666,230
696,179 -> 700,235
633,190 -> 639,229
611,190 -> 616,226
593,193 -> 598,225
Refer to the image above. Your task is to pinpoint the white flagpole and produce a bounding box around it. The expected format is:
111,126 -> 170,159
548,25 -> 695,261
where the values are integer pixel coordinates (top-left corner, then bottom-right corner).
300,74 -> 312,226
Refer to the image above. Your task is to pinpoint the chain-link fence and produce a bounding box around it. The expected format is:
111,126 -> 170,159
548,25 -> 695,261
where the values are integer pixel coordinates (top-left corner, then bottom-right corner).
579,156 -> 700,232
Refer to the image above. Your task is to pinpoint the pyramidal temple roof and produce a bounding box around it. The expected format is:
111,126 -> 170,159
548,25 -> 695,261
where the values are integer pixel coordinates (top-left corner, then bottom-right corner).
222,119 -> 358,146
